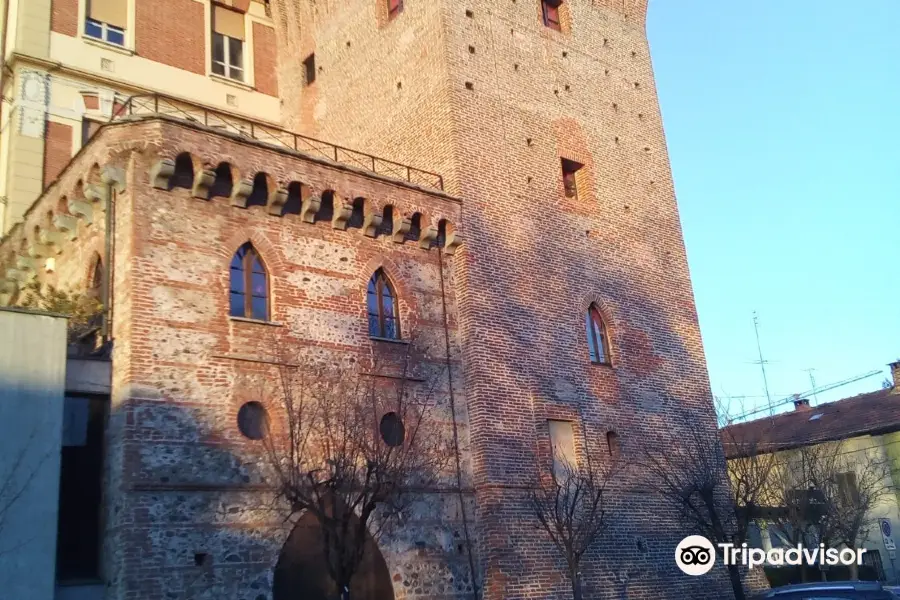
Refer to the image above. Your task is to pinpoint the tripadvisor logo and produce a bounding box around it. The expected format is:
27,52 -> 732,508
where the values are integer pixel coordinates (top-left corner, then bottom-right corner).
675,535 -> 867,576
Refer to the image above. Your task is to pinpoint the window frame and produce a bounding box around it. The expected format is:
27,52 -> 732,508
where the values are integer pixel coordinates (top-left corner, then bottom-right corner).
586,305 -> 611,365
303,53 -> 316,86
81,118 -> 103,147
212,31 -> 245,82
367,270 -> 400,340
84,17 -> 126,46
229,243 -> 269,321
388,0 -> 404,20
561,158 -> 583,199
541,0 -> 562,31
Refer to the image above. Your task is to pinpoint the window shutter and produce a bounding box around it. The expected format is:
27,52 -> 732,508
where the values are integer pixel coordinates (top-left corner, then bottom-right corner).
88,0 -> 127,28
548,420 -> 577,481
214,5 -> 246,41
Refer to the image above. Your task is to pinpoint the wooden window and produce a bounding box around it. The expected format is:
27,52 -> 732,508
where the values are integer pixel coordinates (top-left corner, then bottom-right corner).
561,158 -> 583,199
586,304 -> 610,365
548,420 -> 576,481
541,0 -> 562,31
388,0 -> 404,20
85,0 -> 126,45
303,54 -> 316,85
212,5 -> 245,81
367,269 -> 400,339
230,243 -> 268,320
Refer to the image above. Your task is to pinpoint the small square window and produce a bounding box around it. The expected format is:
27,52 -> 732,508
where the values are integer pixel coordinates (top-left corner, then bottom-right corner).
303,54 -> 316,85
541,0 -> 562,31
561,158 -> 583,199
388,0 -> 404,20
84,17 -> 126,46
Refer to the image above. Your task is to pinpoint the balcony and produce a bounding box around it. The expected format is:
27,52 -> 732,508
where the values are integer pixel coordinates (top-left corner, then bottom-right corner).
104,94 -> 445,191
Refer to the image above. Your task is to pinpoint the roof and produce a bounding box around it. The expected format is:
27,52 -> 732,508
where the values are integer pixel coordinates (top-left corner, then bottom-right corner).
722,386 -> 900,458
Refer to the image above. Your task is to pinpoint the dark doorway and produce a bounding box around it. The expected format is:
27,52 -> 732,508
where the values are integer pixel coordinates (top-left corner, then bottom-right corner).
273,512 -> 395,600
56,394 -> 107,581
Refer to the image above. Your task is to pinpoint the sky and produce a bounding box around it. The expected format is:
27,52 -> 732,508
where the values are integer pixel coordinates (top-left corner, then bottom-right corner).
646,1 -> 900,420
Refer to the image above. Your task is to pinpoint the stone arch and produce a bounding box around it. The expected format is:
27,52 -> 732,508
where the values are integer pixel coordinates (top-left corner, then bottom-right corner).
210,162 -> 236,199
315,190 -> 336,223
378,205 -> 394,237
283,181 -> 303,216
405,212 -> 423,242
272,511 -> 394,600
172,152 -> 195,190
347,197 -> 366,230
221,230 -> 285,275
246,172 -> 273,208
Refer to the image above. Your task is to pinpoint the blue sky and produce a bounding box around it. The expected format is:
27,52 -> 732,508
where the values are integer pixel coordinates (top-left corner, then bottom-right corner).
647,1 -> 900,419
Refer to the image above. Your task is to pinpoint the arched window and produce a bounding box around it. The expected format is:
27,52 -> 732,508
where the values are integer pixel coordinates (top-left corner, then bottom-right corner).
586,304 -> 610,365
367,270 -> 399,339
230,243 -> 268,320
89,253 -> 103,291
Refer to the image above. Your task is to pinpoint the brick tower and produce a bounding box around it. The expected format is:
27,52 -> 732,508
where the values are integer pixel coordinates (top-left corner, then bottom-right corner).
272,0 -> 724,598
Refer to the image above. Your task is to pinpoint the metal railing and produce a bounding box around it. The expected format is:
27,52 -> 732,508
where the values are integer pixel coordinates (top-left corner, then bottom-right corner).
109,94 -> 444,191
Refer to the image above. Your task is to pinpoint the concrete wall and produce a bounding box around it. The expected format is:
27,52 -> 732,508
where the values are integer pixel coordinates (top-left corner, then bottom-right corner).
0,307 -> 68,600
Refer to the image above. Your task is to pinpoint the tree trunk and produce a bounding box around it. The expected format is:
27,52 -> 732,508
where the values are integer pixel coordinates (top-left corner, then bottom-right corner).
726,563 -> 745,600
571,568 -> 583,600
849,560 -> 859,581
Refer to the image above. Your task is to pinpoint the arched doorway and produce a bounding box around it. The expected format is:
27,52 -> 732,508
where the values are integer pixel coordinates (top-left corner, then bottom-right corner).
273,512 -> 395,600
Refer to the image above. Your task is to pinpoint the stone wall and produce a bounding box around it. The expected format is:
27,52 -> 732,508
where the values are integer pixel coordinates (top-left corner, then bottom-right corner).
1,117 -> 475,600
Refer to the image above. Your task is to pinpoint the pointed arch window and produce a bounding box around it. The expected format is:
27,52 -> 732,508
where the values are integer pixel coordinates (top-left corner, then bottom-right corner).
367,270 -> 400,339
230,243 -> 268,320
586,304 -> 611,365
89,253 -> 103,291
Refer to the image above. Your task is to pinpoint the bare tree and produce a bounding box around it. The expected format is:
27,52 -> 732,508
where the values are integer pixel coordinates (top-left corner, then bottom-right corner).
530,451 -> 623,600
768,441 -> 891,581
260,346 -> 452,600
643,412 -> 777,600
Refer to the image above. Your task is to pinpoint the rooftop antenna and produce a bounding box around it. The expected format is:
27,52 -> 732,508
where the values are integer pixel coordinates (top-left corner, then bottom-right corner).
803,368 -> 819,404
751,311 -> 773,416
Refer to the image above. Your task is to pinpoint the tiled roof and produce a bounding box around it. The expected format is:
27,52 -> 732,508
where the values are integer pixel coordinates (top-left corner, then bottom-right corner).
721,387 -> 900,458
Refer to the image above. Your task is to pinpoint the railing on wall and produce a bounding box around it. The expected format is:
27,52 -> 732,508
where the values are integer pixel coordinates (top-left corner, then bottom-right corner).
109,94 -> 445,191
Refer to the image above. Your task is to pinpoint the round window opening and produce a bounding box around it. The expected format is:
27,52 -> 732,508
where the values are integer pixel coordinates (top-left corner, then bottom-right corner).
238,401 -> 269,440
379,412 -> 405,447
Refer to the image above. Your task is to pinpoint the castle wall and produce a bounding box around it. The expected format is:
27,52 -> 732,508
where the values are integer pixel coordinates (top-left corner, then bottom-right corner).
275,1 -> 726,597
0,119 -> 477,599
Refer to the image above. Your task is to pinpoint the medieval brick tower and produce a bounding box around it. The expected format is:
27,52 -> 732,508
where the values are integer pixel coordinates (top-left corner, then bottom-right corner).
0,0 -> 728,598
271,0 -> 722,597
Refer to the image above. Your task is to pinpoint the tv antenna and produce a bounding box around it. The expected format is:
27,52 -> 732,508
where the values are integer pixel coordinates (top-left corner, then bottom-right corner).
751,312 -> 773,416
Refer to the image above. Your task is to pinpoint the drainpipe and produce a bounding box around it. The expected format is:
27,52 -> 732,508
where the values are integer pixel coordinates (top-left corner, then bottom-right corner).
437,244 -> 479,600
100,180 -> 115,343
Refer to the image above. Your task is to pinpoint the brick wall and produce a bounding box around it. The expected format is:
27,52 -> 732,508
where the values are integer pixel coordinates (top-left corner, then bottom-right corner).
0,119 -> 476,600
252,22 -> 278,96
275,0 -> 728,598
43,121 -> 73,188
50,0 -> 78,37
135,0 -> 206,75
